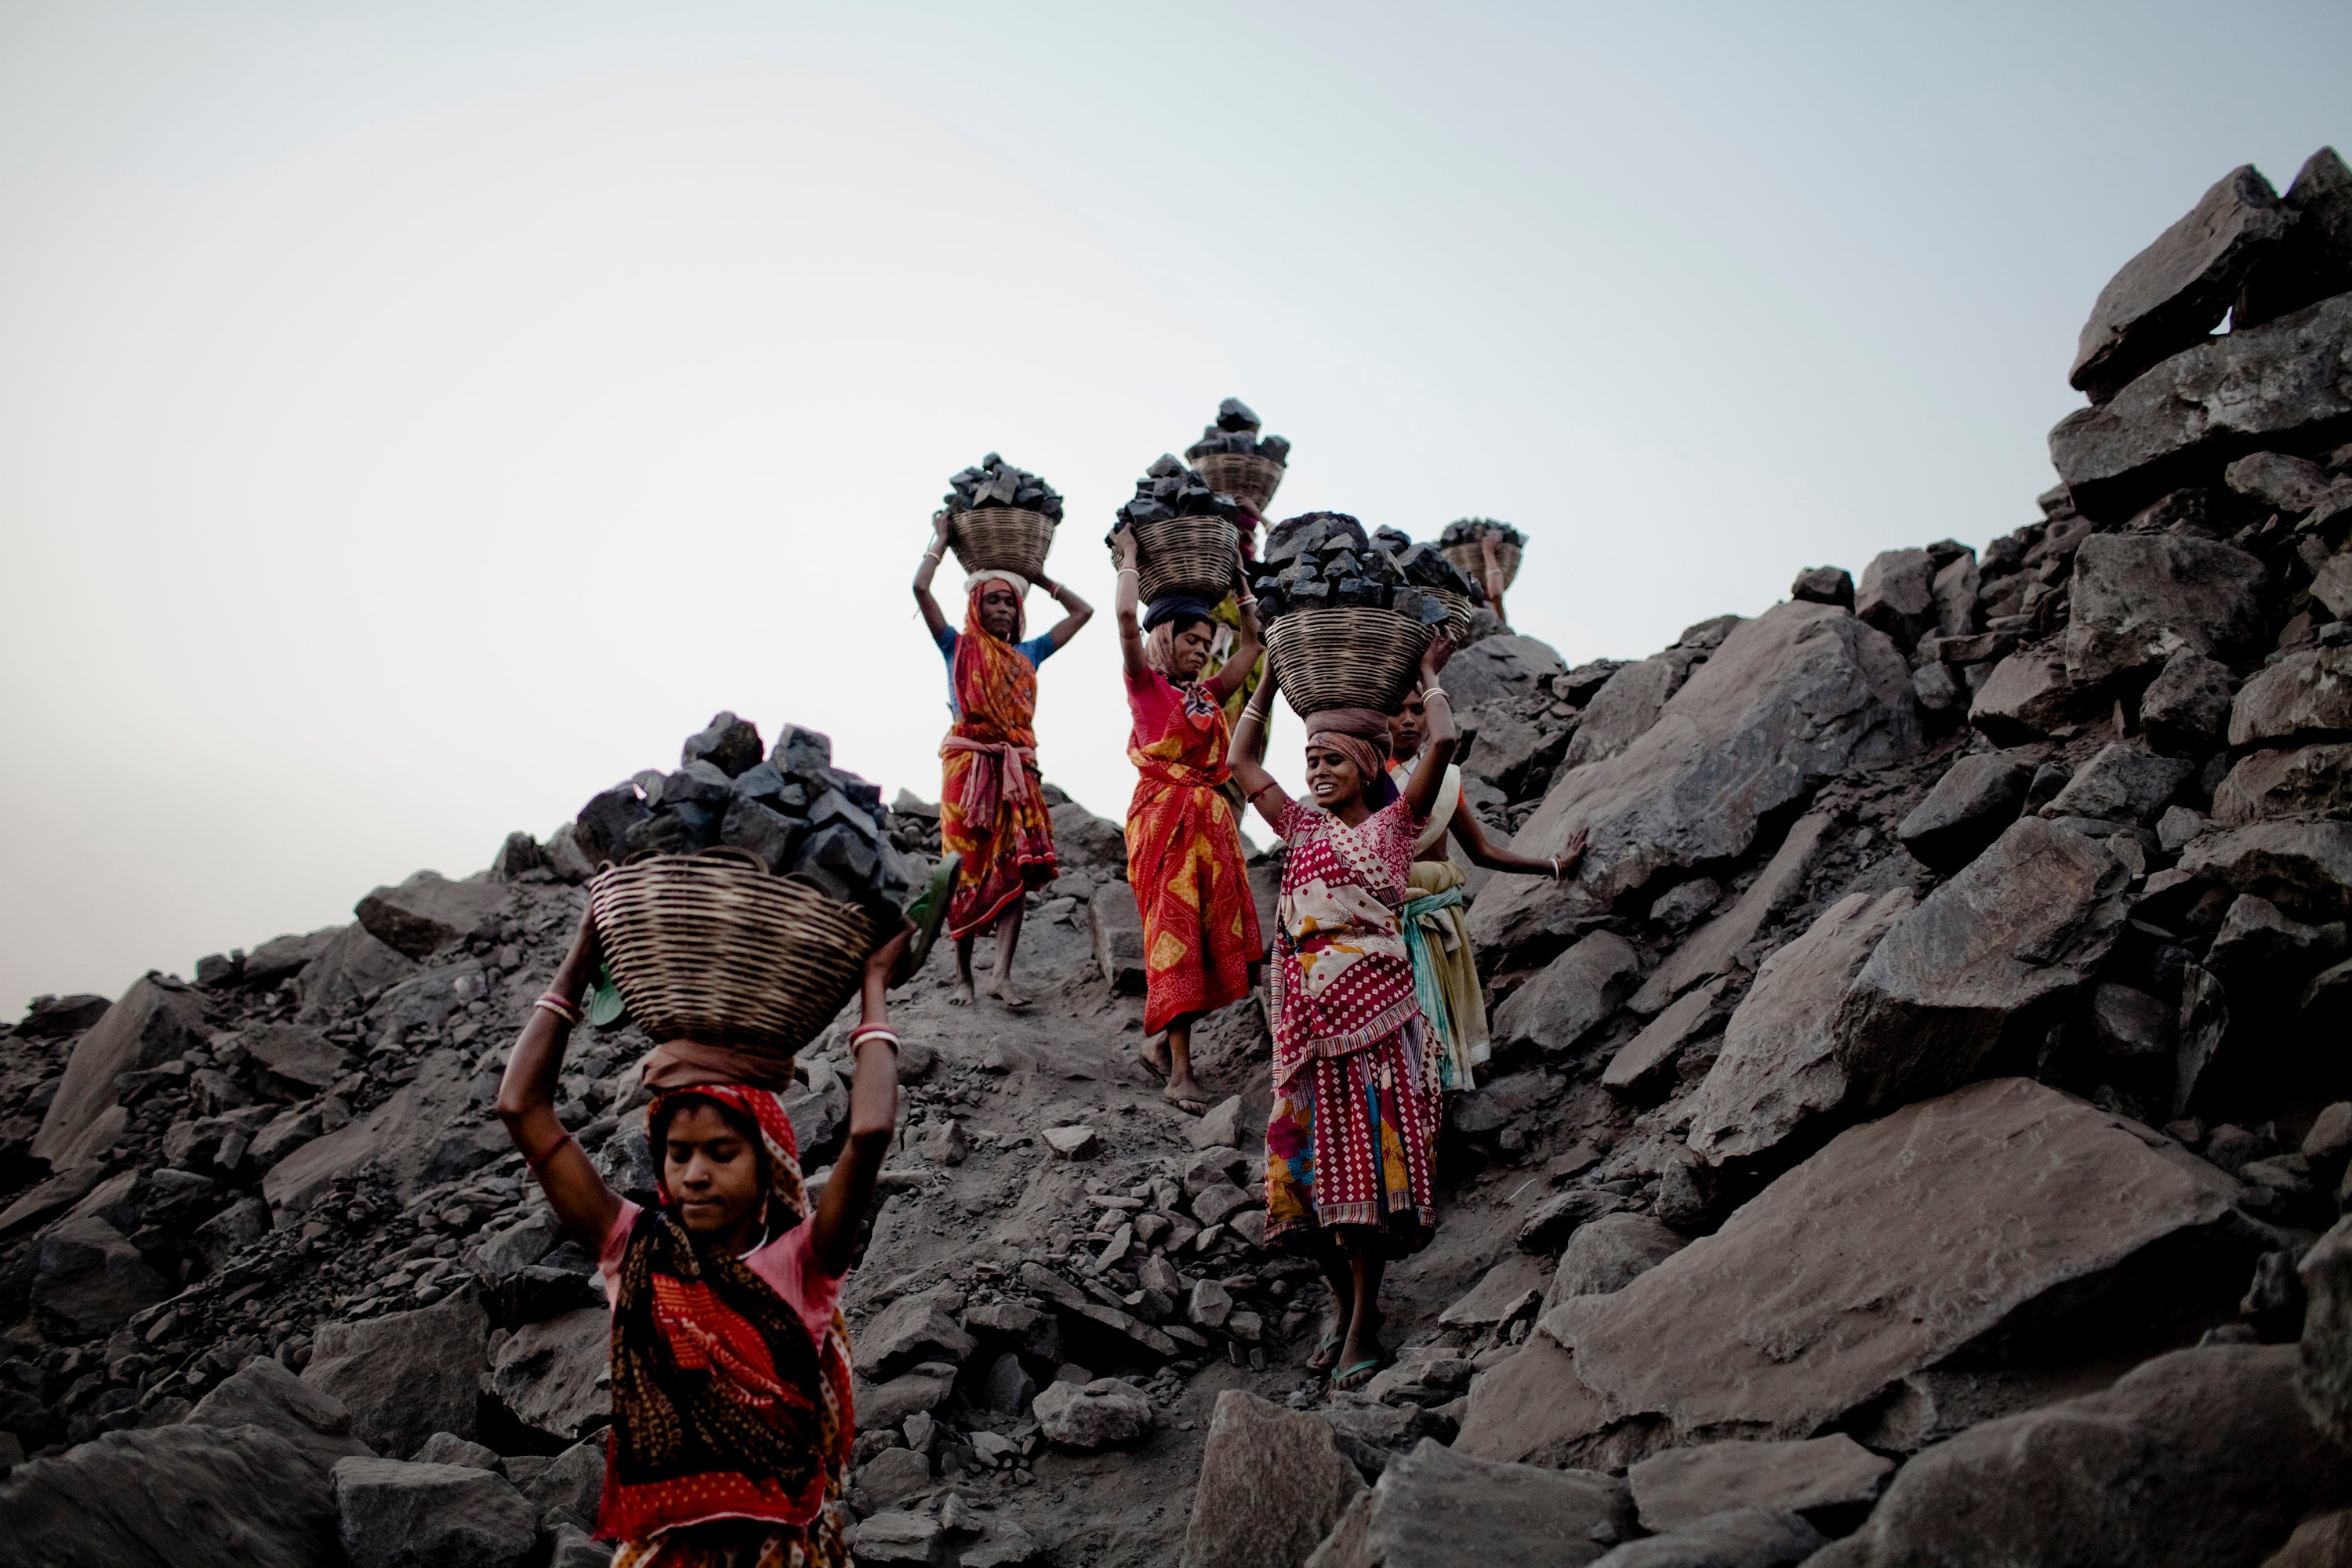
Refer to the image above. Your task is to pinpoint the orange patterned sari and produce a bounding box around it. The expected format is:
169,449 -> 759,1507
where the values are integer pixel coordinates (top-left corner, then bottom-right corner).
940,585 -> 1058,939
1125,668 -> 1261,1035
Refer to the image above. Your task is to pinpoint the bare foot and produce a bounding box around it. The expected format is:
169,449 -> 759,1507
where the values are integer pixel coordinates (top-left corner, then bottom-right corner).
1136,1036 -> 1172,1080
1306,1305 -> 1352,1371
1334,1308 -> 1385,1388
986,974 -> 1030,1009
1163,1083 -> 1209,1115
949,977 -> 975,1007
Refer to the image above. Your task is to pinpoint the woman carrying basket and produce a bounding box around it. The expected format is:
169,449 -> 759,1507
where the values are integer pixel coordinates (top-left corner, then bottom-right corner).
913,513 -> 1094,1008
495,911 -> 913,1568
1226,638 -> 1457,1390
1110,524 -> 1264,1115
1385,689 -> 1587,1091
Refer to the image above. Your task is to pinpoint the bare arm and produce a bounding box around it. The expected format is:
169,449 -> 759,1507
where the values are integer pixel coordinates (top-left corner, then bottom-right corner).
913,513 -> 953,641
1401,639 -> 1459,822
1036,572 -> 1094,651
1112,527 -> 1149,682
496,908 -> 624,1251
810,928 -> 912,1276
1450,807 -> 1587,877
1204,562 -> 1262,705
1228,672 -> 1293,832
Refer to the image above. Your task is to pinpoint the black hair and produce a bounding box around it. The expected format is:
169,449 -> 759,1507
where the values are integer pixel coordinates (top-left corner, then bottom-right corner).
650,1093 -> 771,1189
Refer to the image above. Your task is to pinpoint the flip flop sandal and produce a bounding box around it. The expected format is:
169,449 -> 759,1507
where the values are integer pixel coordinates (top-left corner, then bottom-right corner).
1305,1334 -> 1346,1372
1330,1357 -> 1385,1392
891,851 -> 963,988
1164,1089 -> 1210,1116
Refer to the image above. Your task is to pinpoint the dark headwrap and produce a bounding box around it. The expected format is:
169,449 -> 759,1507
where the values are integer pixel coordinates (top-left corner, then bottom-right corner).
1305,707 -> 1399,808
1143,595 -> 1216,632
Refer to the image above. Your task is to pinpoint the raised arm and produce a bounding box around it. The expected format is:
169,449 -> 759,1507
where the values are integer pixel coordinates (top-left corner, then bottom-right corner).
809,927 -> 911,1275
1229,671 -> 1292,832
913,513 -> 953,641
1112,526 -> 1149,681
1204,551 -> 1262,704
1401,638 -> 1459,822
1036,570 -> 1094,651
1450,805 -> 1587,878
495,907 -> 624,1251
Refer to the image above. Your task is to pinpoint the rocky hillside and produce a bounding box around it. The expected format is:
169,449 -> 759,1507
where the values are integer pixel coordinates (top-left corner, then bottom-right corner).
5,147 -> 2352,1568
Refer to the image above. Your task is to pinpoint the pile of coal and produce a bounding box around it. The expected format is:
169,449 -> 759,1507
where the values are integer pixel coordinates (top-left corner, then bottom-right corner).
1248,513 -> 1474,623
1182,397 -> 1292,466
942,452 -> 1064,521
569,712 -> 920,920
1109,453 -> 1245,535
1439,516 -> 1527,550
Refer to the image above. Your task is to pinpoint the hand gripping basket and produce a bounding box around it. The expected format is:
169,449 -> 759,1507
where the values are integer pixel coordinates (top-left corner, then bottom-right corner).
1263,607 -> 1435,719
949,507 -> 1057,583
1125,515 -> 1240,605
587,850 -> 881,1059
1194,452 -> 1285,515
1442,537 -> 1523,591
1428,589 -> 1478,647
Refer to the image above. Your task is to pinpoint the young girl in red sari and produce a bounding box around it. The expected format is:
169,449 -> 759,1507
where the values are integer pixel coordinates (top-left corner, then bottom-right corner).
1226,637 -> 1457,1389
1110,524 -> 1263,1113
912,513 -> 1093,1007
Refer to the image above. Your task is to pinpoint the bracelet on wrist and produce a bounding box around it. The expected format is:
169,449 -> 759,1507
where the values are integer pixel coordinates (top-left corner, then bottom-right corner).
533,993 -> 584,1027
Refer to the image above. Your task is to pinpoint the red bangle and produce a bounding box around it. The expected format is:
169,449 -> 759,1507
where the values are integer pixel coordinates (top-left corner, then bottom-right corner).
528,1131 -> 575,1171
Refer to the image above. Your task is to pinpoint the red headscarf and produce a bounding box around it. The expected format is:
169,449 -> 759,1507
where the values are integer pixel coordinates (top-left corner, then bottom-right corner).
950,576 -> 1037,746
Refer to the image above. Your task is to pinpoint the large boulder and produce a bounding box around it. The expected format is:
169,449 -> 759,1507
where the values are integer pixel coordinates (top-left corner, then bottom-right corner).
1627,1436 -> 1891,1534
1833,819 -> 2129,1112
1564,654 -> 1696,769
2300,1214 -> 2352,1448
2049,290 -> 2352,521
2213,744 -> 2352,824
2038,742 -> 2195,826
1969,647 -> 2096,744
1049,798 -> 1126,876
2069,165 -> 2292,402
1489,932 -> 1639,1055
331,1457 -> 538,1568
1685,888 -> 1915,1169
1817,1346 -> 2350,1568
31,975 -> 205,1167
2237,147 -> 2352,329
2178,821 -> 2352,920
1542,1214 -> 1689,1314
2141,649 -> 2239,750
31,1213 -> 171,1335
1472,604 -> 1918,957
263,1048 -> 481,1213
301,1292 -> 488,1457
1088,882 -> 1146,995
1033,1377 -> 1154,1450
484,1307 -> 608,1443
1536,1079 -> 2250,1452
1304,1439 -> 1634,1568
1445,635 -> 1569,706
2230,647 -> 2352,748
1632,811 -> 1835,1015
0,1421 -> 341,1568
1854,549 -> 1936,647
1591,1509 -> 1824,1568
1896,753 -> 2031,873
854,1290 -> 977,1381
354,872 -> 506,961
293,924 -> 419,1024
2063,534 -> 2268,690
187,1355 -> 374,1478
1179,1390 -> 1365,1568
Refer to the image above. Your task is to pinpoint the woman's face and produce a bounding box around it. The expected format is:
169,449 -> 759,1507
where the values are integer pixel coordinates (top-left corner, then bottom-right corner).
1170,620 -> 1216,679
1389,693 -> 1427,759
978,583 -> 1022,640
662,1102 -> 766,1236
1304,742 -> 1364,809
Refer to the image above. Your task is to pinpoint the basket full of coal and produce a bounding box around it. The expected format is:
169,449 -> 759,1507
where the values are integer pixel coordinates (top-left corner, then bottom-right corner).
1251,513 -> 1475,716
1185,397 -> 1290,515
941,453 -> 1062,582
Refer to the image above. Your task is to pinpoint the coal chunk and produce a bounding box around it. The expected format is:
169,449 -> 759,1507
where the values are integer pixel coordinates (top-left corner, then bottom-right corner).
942,452 -> 1063,521
681,710 -> 764,777
1439,517 -> 1526,550
720,797 -> 805,873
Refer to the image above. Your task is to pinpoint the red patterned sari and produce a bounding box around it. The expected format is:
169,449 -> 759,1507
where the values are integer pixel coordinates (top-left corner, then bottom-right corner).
939,586 -> 1058,938
1124,668 -> 1262,1035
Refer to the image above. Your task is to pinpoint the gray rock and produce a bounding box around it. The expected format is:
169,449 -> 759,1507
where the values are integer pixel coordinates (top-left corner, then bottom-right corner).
331,1456 -> 538,1568
541,823 -> 597,884
851,1511 -> 942,1565
241,927 -> 341,987
31,975 -> 204,1168
1363,1354 -> 1477,1409
413,1432 -> 502,1471
976,1351 -> 1037,1417
1049,799 -> 1126,876
1969,647 -> 2096,743
1534,1079 -> 2248,1451
1189,1095 -> 1244,1150
2299,1214 -> 2352,1448
484,1306 -> 606,1443
1465,705 -> 1572,800
1304,1439 -> 1634,1568
238,1024 -> 349,1094
1686,888 -> 1915,1168
1088,881 -> 1145,995
1591,1509 -> 1824,1568
856,1367 -> 956,1430
2050,291 -> 2352,521
1931,552 -> 1979,639
2178,820 -> 2352,920
1789,568 -> 1853,610
855,1445 -> 935,1511
1189,1277 -> 1235,1330
524,1439 -> 604,1528
1490,931 -> 1639,1054
2069,164 -> 2291,402
1628,1435 -> 1891,1533
545,1523 -> 612,1568
2089,982 -> 2174,1062
1633,813 -> 1835,1014
1444,635 -> 1569,707
0,1421 -> 339,1568
302,1292 -> 488,1457
2231,648 -> 2352,747
1542,1214 -> 1689,1315
1855,550 -> 1936,648
1827,1346 -> 2346,1568
1178,1390 -> 1365,1568
1438,1254 -> 1550,1329
1896,753 -> 2032,872
1516,1188 -> 1629,1255
354,872 -> 507,961
855,1290 -> 977,1380
2228,448 -> 2342,513
1834,819 -> 2129,1112
2064,534 -> 2269,690
2038,742 -> 2194,826
1033,1377 -> 1153,1450
2237,147 -> 2352,329
293,924 -> 419,1025
31,1214 -> 170,1336
1472,604 -> 1918,958
1564,653 -> 1697,769
2140,650 -> 2238,750
2208,893 -> 2349,985
188,1354 -> 373,1477
2263,1512 -> 2352,1568
1604,978 -> 1732,1096
2313,544 -> 2352,622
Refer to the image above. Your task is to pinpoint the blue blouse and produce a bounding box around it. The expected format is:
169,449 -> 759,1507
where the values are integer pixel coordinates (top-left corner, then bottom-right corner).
934,626 -> 1058,717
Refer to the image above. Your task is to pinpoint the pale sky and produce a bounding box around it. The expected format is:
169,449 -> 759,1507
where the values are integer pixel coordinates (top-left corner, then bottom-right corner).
2,2 -> 2346,1010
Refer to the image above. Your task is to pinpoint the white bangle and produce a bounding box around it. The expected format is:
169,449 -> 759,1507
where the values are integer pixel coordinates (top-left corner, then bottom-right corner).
1116,567 -> 1139,578
1550,856 -> 1559,878
1424,688 -> 1450,704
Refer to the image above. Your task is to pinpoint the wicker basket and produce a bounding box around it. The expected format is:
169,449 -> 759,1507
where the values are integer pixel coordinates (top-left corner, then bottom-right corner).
1195,452 -> 1285,515
1442,538 -> 1523,591
1264,607 -> 1434,719
949,507 -> 1056,582
587,850 -> 881,1060
1125,515 -> 1240,605
1429,588 -> 1478,648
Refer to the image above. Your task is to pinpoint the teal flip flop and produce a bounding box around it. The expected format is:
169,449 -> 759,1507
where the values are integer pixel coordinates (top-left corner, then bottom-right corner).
1331,1357 -> 1384,1391
1305,1333 -> 1345,1372
891,851 -> 962,988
